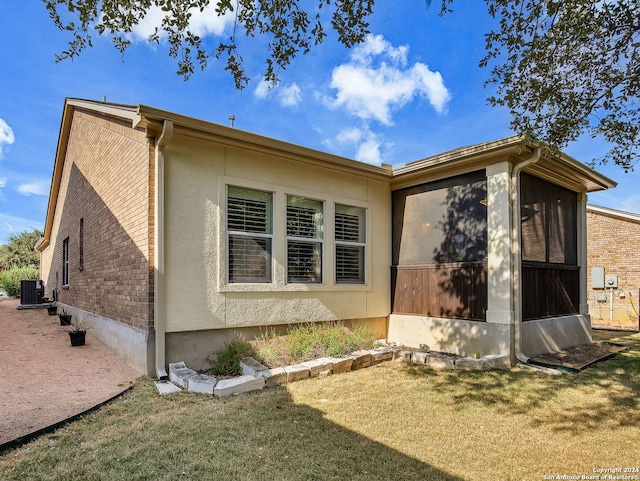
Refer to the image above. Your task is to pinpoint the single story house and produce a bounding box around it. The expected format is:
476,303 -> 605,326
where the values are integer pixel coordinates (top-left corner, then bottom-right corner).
37,98 -> 616,376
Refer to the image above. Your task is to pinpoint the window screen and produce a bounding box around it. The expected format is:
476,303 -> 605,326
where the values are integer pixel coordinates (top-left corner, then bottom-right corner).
520,174 -> 577,265
392,171 -> 487,266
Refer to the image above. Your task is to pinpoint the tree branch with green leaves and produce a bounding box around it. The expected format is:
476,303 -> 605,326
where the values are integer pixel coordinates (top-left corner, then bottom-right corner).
43,0 -> 640,170
43,0 -> 374,89
442,0 -> 640,171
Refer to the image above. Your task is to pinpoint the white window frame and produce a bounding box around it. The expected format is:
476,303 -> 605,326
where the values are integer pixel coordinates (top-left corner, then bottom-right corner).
218,176 -> 371,293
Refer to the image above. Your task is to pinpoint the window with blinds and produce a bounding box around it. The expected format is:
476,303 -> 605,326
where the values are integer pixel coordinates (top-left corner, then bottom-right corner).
227,186 -> 273,283
286,195 -> 323,283
335,204 -> 365,284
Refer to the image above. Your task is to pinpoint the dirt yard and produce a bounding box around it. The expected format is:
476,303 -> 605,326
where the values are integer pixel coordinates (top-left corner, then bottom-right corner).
0,298 -> 140,447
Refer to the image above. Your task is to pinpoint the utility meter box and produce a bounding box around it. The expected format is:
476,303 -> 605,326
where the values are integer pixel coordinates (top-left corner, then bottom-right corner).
592,267 -> 605,289
605,275 -> 618,288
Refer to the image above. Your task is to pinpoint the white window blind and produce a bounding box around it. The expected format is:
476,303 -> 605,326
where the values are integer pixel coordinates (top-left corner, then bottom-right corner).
227,186 -> 273,283
335,204 -> 365,284
286,195 -> 323,283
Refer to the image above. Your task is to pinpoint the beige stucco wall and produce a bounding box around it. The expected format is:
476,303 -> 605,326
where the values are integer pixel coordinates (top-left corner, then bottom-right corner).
388,314 -> 513,358
162,134 -> 391,336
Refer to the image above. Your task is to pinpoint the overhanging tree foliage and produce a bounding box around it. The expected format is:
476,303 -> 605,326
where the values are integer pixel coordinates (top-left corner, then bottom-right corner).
440,0 -> 640,171
43,0 -> 640,170
0,229 -> 44,269
43,0 -> 374,89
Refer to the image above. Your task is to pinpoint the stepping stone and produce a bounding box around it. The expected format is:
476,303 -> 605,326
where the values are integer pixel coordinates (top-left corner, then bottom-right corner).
214,375 -> 266,397
187,374 -> 218,394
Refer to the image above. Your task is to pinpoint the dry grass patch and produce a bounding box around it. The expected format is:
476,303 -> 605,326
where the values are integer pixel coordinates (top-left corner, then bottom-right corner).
250,322 -> 376,368
1,332 -> 638,481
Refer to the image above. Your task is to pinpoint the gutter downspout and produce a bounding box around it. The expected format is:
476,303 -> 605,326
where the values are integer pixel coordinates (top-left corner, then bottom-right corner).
511,147 -> 541,364
155,120 -> 173,379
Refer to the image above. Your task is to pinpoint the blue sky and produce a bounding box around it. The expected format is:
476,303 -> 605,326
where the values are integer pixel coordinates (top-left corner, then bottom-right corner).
0,1 -> 638,245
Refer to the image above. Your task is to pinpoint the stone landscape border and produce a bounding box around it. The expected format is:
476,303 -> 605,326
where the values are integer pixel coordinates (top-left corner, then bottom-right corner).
156,347 -> 512,397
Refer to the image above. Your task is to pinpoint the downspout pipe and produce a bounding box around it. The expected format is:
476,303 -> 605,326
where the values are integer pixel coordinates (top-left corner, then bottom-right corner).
511,146 -> 541,364
155,120 -> 173,379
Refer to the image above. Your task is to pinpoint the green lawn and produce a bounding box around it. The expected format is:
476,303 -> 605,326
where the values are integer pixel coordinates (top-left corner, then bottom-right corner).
1,332 -> 638,481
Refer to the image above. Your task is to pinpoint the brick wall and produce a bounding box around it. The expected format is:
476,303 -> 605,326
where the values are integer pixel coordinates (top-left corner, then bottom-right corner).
43,108 -> 154,331
586,207 -> 640,328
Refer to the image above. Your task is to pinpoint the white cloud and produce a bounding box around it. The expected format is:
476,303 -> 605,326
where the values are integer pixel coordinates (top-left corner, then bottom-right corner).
336,127 -> 363,145
351,34 -> 409,66
0,118 -> 15,158
254,81 -> 302,107
130,4 -> 232,41
327,34 -> 451,124
17,180 -> 50,196
329,127 -> 383,165
279,84 -> 302,107
355,136 -> 383,165
254,80 -> 271,99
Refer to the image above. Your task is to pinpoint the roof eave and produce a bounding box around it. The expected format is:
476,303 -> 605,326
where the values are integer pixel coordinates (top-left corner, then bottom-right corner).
391,136 -> 617,193
135,104 -> 393,180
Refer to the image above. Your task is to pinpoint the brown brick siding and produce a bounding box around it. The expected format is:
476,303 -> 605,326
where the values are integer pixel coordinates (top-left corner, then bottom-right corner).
587,208 -> 640,327
43,109 -> 154,331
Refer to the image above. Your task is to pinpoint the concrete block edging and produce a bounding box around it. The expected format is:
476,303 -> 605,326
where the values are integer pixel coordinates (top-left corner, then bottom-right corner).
161,348 -> 511,397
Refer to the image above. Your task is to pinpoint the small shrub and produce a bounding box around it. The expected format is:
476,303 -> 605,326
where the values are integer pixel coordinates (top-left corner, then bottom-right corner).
207,338 -> 254,377
0,266 -> 40,297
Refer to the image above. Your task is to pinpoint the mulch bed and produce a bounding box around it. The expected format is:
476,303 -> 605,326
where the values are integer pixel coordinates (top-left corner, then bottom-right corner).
529,342 -> 629,371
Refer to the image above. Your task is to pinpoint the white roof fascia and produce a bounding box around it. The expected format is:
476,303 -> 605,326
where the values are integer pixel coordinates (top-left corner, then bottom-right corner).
587,204 -> 640,223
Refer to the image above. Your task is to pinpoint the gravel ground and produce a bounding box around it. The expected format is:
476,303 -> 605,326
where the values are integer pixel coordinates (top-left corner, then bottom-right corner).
0,298 -> 141,447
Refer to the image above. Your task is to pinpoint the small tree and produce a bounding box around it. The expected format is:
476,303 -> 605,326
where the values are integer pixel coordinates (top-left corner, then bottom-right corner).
0,229 -> 43,269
